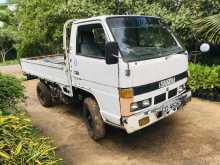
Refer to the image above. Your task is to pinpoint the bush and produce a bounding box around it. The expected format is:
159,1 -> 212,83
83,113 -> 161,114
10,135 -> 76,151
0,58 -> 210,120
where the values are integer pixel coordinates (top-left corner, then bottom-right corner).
0,74 -> 24,113
188,63 -> 220,100
0,113 -> 62,164
0,74 -> 62,164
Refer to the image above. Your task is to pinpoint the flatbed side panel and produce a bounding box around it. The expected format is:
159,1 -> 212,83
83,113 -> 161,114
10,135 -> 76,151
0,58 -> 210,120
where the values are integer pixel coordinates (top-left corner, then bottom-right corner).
21,58 -> 69,86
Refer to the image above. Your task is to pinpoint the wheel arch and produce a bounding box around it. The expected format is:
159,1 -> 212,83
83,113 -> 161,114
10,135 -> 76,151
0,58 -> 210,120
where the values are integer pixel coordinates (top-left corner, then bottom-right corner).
74,87 -> 103,113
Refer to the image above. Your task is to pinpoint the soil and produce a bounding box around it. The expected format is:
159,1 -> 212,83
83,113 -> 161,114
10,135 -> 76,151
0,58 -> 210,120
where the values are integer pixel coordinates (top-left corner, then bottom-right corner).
1,65 -> 220,165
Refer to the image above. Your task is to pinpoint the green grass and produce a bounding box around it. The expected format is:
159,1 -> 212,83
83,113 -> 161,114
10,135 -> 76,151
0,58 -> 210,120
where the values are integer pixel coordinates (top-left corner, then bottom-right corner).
0,59 -> 19,66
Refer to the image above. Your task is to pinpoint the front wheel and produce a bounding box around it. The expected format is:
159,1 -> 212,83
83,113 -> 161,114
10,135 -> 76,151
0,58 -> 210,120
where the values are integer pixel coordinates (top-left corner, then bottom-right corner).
83,97 -> 106,140
36,82 -> 53,107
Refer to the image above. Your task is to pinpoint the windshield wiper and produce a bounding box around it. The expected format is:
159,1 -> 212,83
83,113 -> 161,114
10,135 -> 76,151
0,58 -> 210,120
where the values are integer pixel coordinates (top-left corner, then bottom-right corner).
159,46 -> 185,55
176,49 -> 186,54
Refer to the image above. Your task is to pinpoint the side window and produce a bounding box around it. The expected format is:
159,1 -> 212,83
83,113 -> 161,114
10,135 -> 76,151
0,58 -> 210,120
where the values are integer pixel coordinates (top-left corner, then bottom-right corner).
76,23 -> 107,58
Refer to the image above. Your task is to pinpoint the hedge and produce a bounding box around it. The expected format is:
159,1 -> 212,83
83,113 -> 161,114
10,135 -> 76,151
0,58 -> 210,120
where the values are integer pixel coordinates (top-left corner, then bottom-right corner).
0,74 -> 24,114
188,63 -> 220,100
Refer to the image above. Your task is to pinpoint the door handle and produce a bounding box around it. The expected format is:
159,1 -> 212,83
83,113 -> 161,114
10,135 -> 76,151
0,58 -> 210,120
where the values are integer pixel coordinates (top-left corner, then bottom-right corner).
74,71 -> 79,75
73,71 -> 81,80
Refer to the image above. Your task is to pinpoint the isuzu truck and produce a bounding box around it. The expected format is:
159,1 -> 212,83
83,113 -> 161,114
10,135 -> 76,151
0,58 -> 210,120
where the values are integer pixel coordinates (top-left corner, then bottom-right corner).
21,15 -> 192,140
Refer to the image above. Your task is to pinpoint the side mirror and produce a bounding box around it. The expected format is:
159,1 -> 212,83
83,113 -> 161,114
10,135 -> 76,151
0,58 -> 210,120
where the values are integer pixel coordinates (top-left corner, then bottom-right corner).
105,42 -> 119,65
200,43 -> 210,53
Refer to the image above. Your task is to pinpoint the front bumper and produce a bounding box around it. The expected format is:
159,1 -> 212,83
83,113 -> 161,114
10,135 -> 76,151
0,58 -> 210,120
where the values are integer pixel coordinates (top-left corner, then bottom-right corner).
122,90 -> 192,134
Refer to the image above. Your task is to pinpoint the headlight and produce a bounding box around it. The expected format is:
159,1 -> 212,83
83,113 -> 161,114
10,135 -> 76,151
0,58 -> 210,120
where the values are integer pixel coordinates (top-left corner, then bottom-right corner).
131,102 -> 139,111
142,99 -> 151,107
178,84 -> 186,93
131,98 -> 151,112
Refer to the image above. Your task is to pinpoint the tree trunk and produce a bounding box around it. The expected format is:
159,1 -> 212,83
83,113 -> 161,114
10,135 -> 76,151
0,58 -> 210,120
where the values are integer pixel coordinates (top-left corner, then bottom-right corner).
0,50 -> 6,63
0,47 -> 13,63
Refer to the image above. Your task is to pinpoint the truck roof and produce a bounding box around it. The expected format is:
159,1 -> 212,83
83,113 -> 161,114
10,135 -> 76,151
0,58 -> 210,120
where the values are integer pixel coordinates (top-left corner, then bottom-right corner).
74,15 -> 161,24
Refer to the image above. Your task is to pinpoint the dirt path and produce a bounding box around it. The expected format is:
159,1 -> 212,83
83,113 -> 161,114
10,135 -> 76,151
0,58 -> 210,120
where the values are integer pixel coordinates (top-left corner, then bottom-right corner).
0,64 -> 22,77
1,65 -> 220,165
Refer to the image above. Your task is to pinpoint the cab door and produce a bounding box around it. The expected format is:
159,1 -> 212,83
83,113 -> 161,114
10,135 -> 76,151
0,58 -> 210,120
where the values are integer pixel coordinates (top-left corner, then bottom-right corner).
69,21 -> 121,125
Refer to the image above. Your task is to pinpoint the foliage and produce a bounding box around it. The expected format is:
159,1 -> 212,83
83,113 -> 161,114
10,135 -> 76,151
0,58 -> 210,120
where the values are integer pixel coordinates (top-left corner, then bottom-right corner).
0,6 -> 16,26
0,112 -> 62,164
0,6 -> 18,62
0,73 -> 62,164
15,0 -> 121,57
132,2 -> 197,46
16,0 -> 220,57
0,28 -> 16,62
0,59 -> 18,66
188,63 -> 220,99
194,14 -> 220,44
0,74 -> 24,112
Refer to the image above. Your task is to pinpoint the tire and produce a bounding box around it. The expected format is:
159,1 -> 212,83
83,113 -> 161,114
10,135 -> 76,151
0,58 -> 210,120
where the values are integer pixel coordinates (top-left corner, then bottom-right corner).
36,82 -> 53,107
83,97 -> 106,140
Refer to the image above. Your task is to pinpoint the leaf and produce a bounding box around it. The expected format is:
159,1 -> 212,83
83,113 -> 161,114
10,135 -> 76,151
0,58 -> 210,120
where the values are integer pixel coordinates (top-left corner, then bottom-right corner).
194,13 -> 220,44
0,150 -> 10,160
15,142 -> 22,156
26,152 -> 40,163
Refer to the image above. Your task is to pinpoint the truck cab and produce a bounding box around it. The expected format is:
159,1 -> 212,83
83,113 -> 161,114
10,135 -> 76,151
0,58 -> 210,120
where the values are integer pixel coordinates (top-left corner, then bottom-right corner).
21,15 -> 191,140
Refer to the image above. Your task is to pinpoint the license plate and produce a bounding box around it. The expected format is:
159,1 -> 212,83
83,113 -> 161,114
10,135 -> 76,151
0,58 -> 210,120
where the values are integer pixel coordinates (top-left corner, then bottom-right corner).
162,100 -> 181,113
145,100 -> 181,115
139,117 -> 150,126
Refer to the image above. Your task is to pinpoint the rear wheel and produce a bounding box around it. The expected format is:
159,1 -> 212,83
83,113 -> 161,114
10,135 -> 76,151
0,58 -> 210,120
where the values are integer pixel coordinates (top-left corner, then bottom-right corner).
83,97 -> 106,140
36,81 -> 53,107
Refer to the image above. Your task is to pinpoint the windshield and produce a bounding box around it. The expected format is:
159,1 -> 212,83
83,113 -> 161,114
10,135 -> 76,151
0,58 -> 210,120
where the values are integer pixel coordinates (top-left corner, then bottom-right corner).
107,16 -> 184,62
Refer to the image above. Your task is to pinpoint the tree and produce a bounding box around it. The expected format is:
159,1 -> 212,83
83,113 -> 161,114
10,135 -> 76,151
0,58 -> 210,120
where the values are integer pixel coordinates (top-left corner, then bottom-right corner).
0,5 -> 17,62
0,28 -> 15,62
16,0 -> 220,57
0,31 -> 12,62
195,14 -> 220,44
16,0 -> 123,57
132,0 -> 220,49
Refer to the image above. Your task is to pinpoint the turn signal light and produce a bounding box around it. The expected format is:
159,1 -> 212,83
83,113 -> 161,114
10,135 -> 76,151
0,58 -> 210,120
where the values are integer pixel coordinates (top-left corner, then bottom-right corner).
119,88 -> 133,98
119,88 -> 133,117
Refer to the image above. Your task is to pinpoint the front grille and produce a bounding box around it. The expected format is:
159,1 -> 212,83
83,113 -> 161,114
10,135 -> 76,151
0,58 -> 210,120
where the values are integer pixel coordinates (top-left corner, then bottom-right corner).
168,88 -> 177,98
133,71 -> 188,96
154,93 -> 166,105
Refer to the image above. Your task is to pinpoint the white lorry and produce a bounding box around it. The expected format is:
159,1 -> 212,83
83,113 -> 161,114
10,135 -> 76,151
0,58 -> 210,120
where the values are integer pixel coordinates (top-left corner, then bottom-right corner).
21,15 -> 192,140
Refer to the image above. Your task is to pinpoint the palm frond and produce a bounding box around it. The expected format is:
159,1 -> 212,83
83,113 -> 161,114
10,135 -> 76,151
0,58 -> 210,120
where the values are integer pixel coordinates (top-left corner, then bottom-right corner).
194,14 -> 220,44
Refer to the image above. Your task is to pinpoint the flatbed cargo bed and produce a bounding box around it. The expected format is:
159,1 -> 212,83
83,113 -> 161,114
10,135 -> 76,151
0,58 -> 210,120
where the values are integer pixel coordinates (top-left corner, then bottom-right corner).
20,54 -> 70,86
